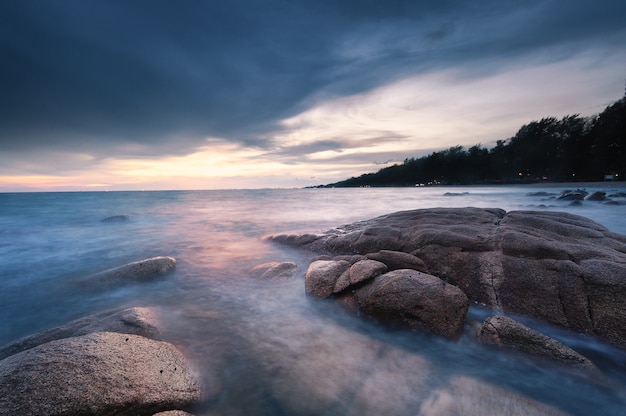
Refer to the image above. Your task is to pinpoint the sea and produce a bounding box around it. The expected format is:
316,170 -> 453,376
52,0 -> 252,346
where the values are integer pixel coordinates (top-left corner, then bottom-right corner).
1,184 -> 626,415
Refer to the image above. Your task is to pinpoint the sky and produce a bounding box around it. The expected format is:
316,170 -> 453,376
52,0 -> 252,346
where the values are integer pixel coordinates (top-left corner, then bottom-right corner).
1,0 -> 625,191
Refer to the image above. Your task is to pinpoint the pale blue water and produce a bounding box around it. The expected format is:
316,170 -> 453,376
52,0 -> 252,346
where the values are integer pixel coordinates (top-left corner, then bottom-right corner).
1,185 -> 626,415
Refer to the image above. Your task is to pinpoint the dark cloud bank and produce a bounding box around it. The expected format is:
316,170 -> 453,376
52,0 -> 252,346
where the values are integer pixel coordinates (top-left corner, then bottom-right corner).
1,0 -> 625,159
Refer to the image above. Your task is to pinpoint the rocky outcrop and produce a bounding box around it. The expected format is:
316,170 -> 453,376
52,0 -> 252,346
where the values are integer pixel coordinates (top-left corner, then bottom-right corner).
85,256 -> 176,282
0,307 -> 160,360
0,332 -> 202,416
477,315 -> 597,370
270,208 -> 626,349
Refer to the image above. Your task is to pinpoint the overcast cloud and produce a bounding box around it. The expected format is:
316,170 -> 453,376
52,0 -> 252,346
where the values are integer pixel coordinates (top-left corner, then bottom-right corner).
1,0 -> 625,189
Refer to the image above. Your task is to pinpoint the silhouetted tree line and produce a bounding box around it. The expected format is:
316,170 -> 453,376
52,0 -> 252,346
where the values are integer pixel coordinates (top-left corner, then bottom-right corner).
321,97 -> 625,187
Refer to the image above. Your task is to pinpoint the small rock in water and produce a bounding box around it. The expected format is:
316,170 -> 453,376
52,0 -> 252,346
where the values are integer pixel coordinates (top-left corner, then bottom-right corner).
477,315 -> 597,370
86,256 -> 176,282
557,189 -> 588,201
101,214 -> 131,222
584,191 -> 606,201
249,261 -> 297,279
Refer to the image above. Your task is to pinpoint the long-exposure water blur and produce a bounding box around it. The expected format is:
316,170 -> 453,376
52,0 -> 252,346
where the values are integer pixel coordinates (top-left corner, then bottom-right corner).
1,184 -> 626,415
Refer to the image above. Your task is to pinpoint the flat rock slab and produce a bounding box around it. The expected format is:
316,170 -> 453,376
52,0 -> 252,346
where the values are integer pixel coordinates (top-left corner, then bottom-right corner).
270,208 -> 626,349
0,332 -> 202,416
0,307 -> 160,360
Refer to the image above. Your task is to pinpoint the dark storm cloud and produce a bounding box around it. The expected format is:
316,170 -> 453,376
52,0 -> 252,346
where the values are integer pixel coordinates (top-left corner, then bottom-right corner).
1,0 -> 625,158
264,132 -> 409,160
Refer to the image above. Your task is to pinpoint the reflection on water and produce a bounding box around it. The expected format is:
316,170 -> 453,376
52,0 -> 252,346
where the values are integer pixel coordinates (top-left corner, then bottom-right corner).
1,186 -> 626,415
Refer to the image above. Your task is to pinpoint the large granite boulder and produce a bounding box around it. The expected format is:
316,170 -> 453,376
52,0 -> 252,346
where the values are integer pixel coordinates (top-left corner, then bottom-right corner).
269,208 -> 626,349
0,332 -> 202,416
477,315 -> 597,370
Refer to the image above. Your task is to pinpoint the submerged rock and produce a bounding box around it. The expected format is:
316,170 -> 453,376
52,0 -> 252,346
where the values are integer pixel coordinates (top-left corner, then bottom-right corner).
557,189 -> 588,200
0,332 -> 202,416
234,286 -> 567,416
0,307 -> 160,360
249,261 -> 297,279
101,214 -> 132,222
418,375 -> 567,416
86,256 -> 176,282
585,191 -> 606,201
270,208 -> 626,349
477,315 -> 597,370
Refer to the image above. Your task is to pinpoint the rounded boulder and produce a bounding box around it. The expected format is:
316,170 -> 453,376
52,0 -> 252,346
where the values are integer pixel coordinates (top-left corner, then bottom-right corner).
0,332 -> 202,416
354,269 -> 469,339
